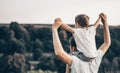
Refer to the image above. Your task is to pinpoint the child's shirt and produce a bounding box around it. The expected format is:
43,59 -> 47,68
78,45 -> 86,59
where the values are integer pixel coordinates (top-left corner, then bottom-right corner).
73,26 -> 97,58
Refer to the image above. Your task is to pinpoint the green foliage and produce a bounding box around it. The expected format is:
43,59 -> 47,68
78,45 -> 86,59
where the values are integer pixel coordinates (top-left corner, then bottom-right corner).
0,23 -> 120,73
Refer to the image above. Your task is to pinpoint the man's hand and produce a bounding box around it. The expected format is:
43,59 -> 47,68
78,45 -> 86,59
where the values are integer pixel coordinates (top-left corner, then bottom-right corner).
99,13 -> 107,25
52,18 -> 63,30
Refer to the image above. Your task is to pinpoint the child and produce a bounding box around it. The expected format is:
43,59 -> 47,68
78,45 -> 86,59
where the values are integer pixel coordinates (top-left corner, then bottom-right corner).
61,14 -> 101,58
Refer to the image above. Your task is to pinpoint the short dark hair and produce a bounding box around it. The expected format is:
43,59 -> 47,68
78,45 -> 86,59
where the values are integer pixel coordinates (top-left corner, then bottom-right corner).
69,36 -> 76,49
75,14 -> 89,27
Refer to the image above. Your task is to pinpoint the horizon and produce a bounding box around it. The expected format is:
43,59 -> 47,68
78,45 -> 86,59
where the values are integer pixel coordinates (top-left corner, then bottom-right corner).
0,22 -> 120,27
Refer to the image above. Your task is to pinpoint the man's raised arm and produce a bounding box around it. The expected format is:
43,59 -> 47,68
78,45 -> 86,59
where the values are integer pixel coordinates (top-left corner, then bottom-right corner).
98,13 -> 111,55
52,18 -> 73,65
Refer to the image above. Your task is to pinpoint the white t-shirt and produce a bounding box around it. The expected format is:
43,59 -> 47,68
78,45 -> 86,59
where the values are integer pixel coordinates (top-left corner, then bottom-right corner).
70,49 -> 103,73
73,26 -> 97,58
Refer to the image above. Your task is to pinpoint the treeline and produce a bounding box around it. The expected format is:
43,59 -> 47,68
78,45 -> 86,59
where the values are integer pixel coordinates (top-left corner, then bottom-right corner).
0,22 -> 120,73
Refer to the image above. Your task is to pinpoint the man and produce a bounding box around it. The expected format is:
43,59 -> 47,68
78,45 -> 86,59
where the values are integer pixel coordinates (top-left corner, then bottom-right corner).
52,13 -> 111,73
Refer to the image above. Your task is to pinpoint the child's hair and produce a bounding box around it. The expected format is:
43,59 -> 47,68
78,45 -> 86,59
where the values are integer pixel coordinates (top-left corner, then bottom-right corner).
75,14 -> 89,27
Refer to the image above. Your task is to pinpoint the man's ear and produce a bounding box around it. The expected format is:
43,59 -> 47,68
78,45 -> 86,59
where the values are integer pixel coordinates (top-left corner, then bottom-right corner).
71,46 -> 75,52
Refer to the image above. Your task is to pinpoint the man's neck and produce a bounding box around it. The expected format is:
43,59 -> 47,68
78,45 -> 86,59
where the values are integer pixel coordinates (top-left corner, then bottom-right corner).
78,26 -> 87,29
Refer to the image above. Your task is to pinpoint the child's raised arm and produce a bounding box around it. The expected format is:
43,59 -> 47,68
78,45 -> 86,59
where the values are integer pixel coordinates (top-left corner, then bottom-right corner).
61,23 -> 74,34
93,15 -> 101,28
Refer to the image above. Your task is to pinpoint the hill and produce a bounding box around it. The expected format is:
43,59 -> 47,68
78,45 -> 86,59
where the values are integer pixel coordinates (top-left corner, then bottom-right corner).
0,22 -> 120,73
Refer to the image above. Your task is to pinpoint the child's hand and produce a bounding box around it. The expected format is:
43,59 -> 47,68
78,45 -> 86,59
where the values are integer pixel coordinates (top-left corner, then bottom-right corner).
99,13 -> 107,25
52,18 -> 63,30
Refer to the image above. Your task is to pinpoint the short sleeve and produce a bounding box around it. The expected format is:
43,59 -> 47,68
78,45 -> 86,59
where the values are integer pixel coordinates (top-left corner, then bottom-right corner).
70,56 -> 77,69
88,26 -> 96,35
97,49 -> 104,59
70,56 -> 80,73
72,28 -> 77,35
90,49 -> 104,73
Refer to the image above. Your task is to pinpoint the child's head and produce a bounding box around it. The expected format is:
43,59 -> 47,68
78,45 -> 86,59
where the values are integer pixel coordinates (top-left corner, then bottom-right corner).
75,14 -> 89,28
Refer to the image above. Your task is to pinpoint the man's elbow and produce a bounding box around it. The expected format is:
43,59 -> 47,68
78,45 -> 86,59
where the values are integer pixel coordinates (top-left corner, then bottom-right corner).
104,39 -> 111,48
55,51 -> 59,56
54,50 -> 63,57
108,38 -> 111,46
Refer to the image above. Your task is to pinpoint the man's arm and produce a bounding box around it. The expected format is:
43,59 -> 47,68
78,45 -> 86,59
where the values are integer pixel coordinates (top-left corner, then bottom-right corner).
93,16 -> 101,28
52,18 -> 73,65
98,13 -> 111,55
61,23 -> 74,34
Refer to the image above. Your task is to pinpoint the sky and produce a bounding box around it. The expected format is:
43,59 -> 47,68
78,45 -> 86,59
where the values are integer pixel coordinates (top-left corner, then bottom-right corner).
0,0 -> 120,26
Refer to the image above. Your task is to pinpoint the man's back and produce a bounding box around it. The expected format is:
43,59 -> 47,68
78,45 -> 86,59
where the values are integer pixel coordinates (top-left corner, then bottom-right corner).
70,49 -> 103,73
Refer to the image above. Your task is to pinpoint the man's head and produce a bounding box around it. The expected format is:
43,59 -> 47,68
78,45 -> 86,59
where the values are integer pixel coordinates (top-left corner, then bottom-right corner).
75,14 -> 89,28
69,36 -> 77,52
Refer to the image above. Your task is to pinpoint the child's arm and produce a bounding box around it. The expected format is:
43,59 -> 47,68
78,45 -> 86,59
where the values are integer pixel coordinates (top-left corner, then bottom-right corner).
61,24 -> 74,34
93,15 -> 101,28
